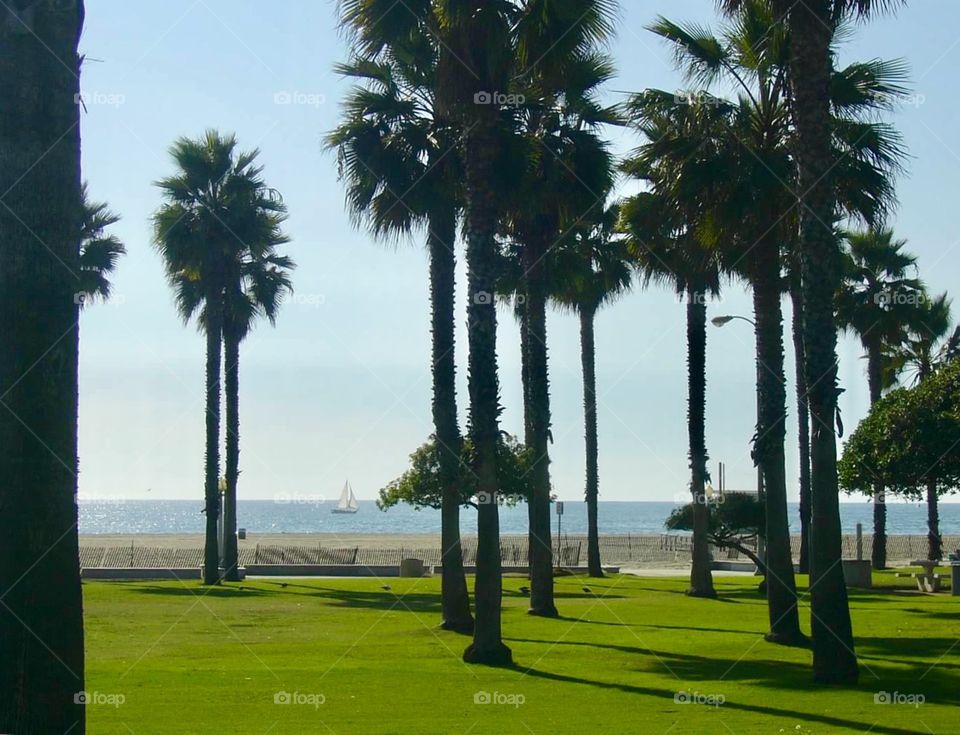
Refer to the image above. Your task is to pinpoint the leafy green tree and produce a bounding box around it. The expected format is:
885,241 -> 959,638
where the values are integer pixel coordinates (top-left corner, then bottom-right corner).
378,434 -> 531,511
666,493 -> 766,573
327,6 -> 475,630
78,183 -> 126,304
840,361 -> 960,560
153,131 -> 288,585
722,0 -> 908,685
622,182 -> 719,598
553,203 -> 632,579
0,1 -> 87,730
837,229 -> 923,568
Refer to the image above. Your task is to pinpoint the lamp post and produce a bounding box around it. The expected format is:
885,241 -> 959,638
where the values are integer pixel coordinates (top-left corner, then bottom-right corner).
712,314 -> 766,571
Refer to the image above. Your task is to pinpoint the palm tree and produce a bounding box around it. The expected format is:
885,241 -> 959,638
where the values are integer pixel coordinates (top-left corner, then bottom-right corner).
886,292 -> 958,559
648,2 -> 904,649
436,0 -> 517,665
621,190 -> 718,597
501,34 -> 619,602
0,2 -> 86,731
837,229 -> 923,568
153,130 -> 287,585
721,0 -> 907,685
78,184 -> 126,304
328,5 -> 474,631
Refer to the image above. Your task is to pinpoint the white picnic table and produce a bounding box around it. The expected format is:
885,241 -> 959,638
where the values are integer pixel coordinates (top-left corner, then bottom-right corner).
909,559 -> 943,593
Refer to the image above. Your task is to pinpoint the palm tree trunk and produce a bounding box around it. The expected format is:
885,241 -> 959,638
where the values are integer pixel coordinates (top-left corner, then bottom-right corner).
203,289 -> 223,585
428,206 -> 473,633
783,0 -> 859,684
222,326 -> 240,582
523,236 -> 559,610
866,343 -> 886,570
462,121 -> 511,666
0,2 -> 86,731
753,241 -> 804,645
580,306 -> 603,578
791,281 -> 812,575
926,479 -> 942,561
686,291 -> 716,597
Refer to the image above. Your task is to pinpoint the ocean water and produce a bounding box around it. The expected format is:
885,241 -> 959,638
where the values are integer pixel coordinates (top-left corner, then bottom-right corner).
79,499 -> 959,536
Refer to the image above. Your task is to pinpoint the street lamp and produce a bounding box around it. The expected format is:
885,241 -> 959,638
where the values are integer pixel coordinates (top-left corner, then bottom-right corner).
711,313 -> 765,571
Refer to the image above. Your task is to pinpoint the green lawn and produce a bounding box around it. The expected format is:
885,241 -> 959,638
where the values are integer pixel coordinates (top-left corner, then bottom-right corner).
83,573 -> 959,734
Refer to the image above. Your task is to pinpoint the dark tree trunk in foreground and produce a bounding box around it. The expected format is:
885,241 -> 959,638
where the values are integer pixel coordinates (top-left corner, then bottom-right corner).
753,241 -> 804,645
686,293 -> 716,597
428,206 -> 473,633
203,286 -> 223,585
580,307 -> 603,578
866,342 -> 887,569
523,235 -> 558,611
462,121 -> 511,666
926,480 -> 942,561
222,326 -> 241,582
791,281 -> 812,574
782,0 -> 859,685
0,2 -> 86,731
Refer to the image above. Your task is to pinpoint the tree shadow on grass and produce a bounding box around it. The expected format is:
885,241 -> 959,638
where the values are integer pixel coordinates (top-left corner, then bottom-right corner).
518,667 -> 937,735
132,584 -> 268,598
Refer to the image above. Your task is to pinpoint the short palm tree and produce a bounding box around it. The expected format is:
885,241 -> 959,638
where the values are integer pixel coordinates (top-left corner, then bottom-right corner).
153,130 -> 289,585
328,6 -> 474,632
553,203 -> 632,580
837,228 -> 923,568
79,183 -> 126,304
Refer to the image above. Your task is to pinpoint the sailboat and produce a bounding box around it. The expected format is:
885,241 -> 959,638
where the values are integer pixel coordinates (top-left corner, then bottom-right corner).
332,480 -> 359,514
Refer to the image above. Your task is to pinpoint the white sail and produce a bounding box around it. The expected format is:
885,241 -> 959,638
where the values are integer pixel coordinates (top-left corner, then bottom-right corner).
333,480 -> 359,513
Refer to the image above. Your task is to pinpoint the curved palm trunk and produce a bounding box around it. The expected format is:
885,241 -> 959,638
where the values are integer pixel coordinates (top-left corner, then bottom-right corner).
866,343 -> 886,569
753,241 -> 804,644
791,281 -> 813,575
222,326 -> 240,582
687,292 -> 716,597
783,0 -> 859,684
926,479 -> 942,561
462,121 -> 511,666
203,291 -> 223,585
428,206 -> 473,633
579,306 -> 604,578
523,236 -> 558,611
0,3 -> 86,730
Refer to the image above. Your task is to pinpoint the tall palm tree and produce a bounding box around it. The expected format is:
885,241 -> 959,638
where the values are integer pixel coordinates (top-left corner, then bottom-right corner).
502,35 -> 619,602
328,5 -> 474,631
0,1 -> 87,731
723,0 -> 907,685
550,204 -> 631,578
436,0 -> 517,665
649,2 -> 904,649
886,292 -> 958,560
621,190 -> 718,597
78,184 -> 126,304
837,229 -> 923,568
153,130 -> 287,585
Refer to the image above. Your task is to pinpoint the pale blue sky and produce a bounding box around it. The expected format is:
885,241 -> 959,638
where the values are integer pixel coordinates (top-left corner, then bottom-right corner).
76,1 -> 960,503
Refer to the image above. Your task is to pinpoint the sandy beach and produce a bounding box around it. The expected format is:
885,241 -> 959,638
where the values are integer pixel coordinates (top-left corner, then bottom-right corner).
80,532 -> 449,549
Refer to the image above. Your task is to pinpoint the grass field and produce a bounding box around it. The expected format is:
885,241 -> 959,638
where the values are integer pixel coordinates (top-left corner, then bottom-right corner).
83,571 -> 958,734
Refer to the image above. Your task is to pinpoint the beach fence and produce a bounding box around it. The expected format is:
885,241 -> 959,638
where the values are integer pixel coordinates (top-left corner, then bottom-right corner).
77,534 -> 959,573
